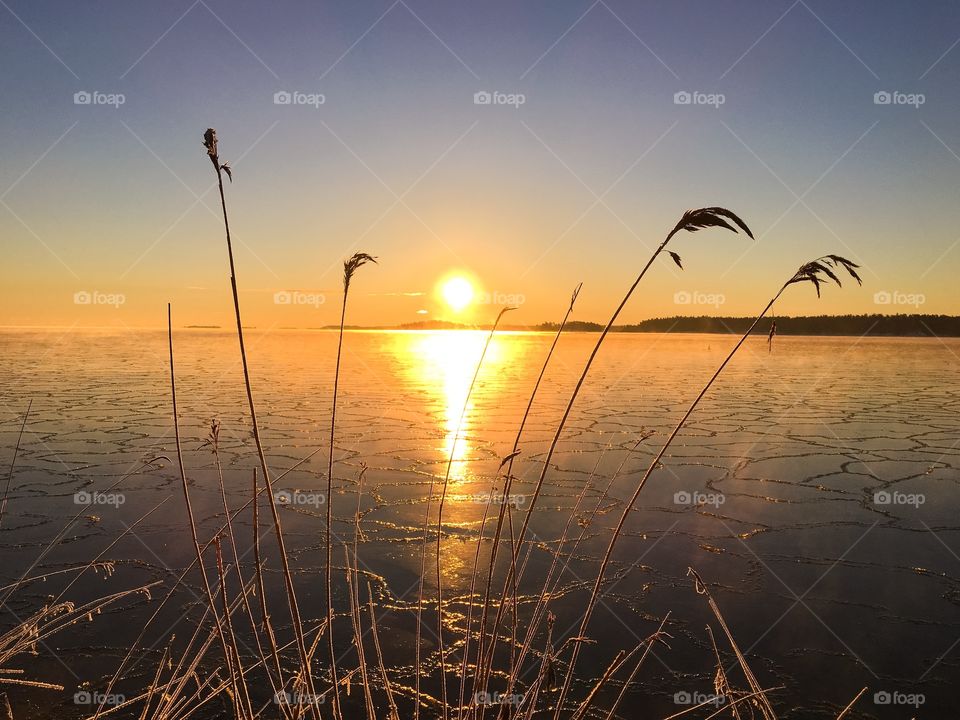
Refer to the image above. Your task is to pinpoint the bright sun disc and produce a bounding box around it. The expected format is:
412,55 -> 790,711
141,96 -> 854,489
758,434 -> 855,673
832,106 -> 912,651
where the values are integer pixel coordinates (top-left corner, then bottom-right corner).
441,276 -> 474,312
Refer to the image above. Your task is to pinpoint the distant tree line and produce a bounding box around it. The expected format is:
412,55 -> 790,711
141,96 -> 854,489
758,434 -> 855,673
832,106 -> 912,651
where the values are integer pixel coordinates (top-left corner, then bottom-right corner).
533,315 -> 960,336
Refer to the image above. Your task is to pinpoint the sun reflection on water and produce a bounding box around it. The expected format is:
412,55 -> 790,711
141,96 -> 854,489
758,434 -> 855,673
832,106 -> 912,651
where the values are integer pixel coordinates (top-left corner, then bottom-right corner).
393,330 -> 510,482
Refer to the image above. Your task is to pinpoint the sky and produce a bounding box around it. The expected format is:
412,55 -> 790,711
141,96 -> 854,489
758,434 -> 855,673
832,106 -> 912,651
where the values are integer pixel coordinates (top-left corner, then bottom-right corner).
2,0 -> 959,329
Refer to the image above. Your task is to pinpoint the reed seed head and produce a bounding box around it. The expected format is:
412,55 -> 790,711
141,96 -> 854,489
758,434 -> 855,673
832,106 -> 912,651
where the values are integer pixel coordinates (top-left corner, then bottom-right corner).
343,252 -> 377,292
202,128 -> 232,180
669,207 -> 755,241
665,207 -> 753,268
203,128 -> 218,162
787,255 -> 862,297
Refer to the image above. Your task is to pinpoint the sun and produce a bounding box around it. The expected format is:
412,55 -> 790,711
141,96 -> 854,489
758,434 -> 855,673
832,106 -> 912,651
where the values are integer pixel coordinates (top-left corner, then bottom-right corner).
440,276 -> 475,313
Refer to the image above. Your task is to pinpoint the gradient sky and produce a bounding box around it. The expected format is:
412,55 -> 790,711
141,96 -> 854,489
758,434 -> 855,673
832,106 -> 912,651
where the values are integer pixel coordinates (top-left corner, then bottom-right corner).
2,0 -> 959,328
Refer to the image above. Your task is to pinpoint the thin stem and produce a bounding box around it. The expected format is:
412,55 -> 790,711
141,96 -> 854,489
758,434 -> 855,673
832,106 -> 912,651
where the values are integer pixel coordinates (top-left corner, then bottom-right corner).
552,286 -> 785,717
469,286 -> 580,715
477,237 -> 673,709
0,399 -> 30,530
433,308 -> 513,720
209,149 -> 318,715
326,284 -> 350,718
167,304 -> 249,720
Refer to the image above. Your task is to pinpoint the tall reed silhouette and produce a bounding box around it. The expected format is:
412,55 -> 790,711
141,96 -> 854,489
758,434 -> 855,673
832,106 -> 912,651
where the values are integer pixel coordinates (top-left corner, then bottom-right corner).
201,128 -> 318,715
475,208 -> 753,708
325,252 -> 376,716
552,254 -> 862,716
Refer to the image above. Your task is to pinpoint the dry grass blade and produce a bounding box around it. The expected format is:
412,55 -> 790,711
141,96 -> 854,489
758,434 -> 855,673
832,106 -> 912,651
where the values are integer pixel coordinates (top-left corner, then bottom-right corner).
553,249 -> 862,718
548,208 -> 752,718
471,284 -> 582,715
327,251 -> 377,717
602,615 -> 673,720
835,687 -> 868,720
202,127 -> 318,718
0,400 -> 30,530
418,306 -> 514,720
167,304 -> 250,720
687,568 -> 776,720
367,581 -> 400,720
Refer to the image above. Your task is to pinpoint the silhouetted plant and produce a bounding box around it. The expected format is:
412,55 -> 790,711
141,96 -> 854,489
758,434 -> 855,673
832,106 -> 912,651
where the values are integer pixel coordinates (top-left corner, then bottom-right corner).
201,128 -> 318,718
475,208 -> 753,711
553,255 -> 861,716
326,252 -> 376,716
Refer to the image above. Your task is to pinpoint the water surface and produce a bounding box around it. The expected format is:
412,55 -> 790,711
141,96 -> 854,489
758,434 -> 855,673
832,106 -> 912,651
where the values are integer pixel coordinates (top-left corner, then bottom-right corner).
1,329 -> 957,718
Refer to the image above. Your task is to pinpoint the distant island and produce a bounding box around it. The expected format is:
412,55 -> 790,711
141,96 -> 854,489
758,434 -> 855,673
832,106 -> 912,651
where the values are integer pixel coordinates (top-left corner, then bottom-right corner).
535,314 -> 960,337
309,315 -> 960,337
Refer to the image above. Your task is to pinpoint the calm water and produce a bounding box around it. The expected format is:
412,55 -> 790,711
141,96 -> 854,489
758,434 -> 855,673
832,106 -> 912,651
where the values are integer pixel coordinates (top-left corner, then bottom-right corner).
1,329 -> 958,718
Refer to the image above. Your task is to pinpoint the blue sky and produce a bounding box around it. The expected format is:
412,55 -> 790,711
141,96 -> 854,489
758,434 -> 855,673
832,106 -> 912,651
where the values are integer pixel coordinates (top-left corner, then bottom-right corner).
2,0 -> 959,327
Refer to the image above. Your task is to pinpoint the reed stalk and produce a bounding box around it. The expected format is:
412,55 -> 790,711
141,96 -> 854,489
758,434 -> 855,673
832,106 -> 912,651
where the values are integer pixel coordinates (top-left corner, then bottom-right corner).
431,307 -> 514,719
552,255 -> 861,716
477,209 -> 752,713
468,284 -> 580,714
326,252 -> 376,716
201,128 -> 318,714
166,303 -> 250,719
